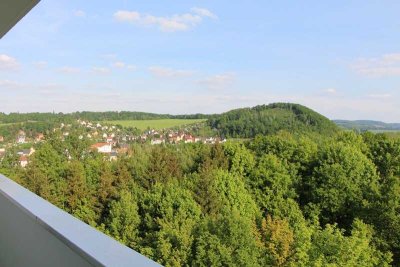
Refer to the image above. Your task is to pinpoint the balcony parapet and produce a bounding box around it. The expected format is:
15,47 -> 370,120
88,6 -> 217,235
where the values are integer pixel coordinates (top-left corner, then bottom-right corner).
0,174 -> 160,267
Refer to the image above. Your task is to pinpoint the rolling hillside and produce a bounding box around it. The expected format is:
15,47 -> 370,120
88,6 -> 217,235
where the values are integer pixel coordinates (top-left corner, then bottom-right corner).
207,103 -> 339,138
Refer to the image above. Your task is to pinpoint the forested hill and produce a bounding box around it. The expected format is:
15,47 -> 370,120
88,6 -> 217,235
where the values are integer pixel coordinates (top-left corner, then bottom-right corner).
207,103 -> 339,138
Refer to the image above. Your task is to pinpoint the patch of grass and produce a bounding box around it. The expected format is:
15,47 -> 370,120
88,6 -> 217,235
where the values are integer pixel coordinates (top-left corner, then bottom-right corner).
102,119 -> 207,130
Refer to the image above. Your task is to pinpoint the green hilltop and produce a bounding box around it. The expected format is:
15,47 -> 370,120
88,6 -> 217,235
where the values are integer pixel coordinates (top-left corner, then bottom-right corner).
208,103 -> 339,138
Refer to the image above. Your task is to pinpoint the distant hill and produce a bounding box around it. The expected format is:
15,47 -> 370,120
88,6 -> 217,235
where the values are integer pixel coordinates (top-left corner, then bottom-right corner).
334,120 -> 400,132
1,103 -> 341,138
207,103 -> 339,138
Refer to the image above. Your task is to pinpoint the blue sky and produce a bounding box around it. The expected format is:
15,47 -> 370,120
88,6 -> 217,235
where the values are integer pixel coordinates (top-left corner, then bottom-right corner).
1,0 -> 400,121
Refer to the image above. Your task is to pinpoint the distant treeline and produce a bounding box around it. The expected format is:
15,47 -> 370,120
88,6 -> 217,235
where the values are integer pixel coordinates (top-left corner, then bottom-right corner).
0,111 -> 211,124
334,120 -> 400,131
0,121 -> 58,142
74,111 -> 211,121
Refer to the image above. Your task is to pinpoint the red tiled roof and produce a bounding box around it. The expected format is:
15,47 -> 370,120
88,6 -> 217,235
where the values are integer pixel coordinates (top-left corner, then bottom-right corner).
91,142 -> 109,148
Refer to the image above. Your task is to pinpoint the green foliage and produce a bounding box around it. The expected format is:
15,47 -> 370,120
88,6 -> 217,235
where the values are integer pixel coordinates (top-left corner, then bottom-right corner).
308,220 -> 392,266
211,169 -> 259,220
139,183 -> 202,266
259,215 -> 295,267
2,117 -> 400,266
208,103 -> 338,138
192,212 -> 261,267
306,142 -> 380,228
106,190 -> 141,248
249,153 -> 296,216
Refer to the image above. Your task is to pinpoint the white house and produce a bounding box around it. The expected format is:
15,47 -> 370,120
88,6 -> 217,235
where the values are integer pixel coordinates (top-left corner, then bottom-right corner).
19,155 -> 28,168
151,139 -> 164,145
17,130 -> 26,144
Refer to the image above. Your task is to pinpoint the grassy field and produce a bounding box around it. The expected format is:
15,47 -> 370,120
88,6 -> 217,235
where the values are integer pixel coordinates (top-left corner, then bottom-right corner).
102,119 -> 207,130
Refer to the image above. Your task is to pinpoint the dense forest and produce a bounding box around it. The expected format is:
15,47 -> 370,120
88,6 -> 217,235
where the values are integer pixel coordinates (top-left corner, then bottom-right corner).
208,103 -> 339,138
1,128 -> 400,266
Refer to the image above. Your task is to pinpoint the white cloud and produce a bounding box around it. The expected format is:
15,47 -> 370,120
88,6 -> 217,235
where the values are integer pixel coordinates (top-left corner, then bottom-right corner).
111,61 -> 137,71
351,53 -> 400,77
59,66 -> 80,74
367,93 -> 391,99
112,61 -> 126,68
191,7 -> 217,19
114,11 -> 140,22
0,54 -> 20,70
323,88 -> 337,94
0,80 -> 24,89
92,67 -> 110,74
113,7 -> 216,32
148,66 -> 193,78
74,10 -> 86,17
198,73 -> 235,89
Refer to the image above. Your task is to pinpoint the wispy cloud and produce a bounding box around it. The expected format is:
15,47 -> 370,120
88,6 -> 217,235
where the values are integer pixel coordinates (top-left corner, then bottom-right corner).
367,93 -> 392,99
350,53 -> 400,77
101,53 -> 118,60
191,7 -> 218,19
74,10 -> 86,17
111,61 -> 137,71
127,65 -> 137,71
37,83 -> 65,95
91,67 -> 110,74
148,66 -> 194,78
59,66 -> 81,74
113,7 -> 216,32
197,73 -> 235,89
323,88 -> 337,94
0,80 -> 24,89
33,61 -> 48,69
112,61 -> 126,68
0,54 -> 20,71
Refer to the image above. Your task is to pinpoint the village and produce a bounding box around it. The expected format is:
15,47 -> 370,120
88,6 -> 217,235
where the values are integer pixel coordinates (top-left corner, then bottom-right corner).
0,119 -> 225,168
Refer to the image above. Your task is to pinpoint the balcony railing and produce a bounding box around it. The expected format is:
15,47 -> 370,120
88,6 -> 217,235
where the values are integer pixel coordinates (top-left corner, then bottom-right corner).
0,174 -> 160,267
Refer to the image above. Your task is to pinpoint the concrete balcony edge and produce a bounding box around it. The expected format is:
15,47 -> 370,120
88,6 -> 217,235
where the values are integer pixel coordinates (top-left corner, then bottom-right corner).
0,174 -> 160,267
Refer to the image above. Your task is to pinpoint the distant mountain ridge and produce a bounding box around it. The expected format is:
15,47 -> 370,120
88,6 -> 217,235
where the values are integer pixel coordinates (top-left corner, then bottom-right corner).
334,120 -> 400,131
